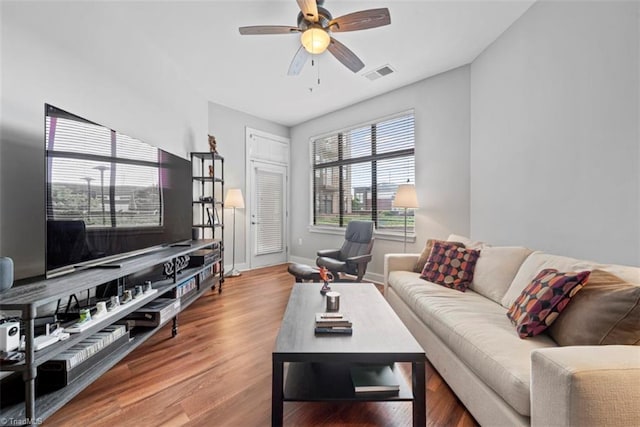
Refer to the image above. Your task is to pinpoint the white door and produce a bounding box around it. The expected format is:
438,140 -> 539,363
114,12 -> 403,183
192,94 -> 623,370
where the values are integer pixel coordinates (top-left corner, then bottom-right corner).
249,161 -> 288,268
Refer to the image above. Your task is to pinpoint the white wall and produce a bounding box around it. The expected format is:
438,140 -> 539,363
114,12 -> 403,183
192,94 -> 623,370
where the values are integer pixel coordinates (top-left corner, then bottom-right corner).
207,102 -> 289,271
290,66 -> 471,279
470,0 -> 640,266
0,2 -> 208,279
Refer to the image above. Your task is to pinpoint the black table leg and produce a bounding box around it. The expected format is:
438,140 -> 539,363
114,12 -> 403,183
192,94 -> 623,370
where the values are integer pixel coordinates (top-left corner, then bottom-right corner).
412,360 -> 426,427
272,357 -> 284,427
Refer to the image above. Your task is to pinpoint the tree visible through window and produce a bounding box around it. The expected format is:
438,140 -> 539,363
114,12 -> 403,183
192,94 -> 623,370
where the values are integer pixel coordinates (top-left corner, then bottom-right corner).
312,112 -> 415,232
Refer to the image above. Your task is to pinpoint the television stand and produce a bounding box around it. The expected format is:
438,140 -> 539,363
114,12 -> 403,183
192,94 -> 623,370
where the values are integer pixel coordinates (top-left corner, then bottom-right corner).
87,263 -> 122,269
170,243 -> 193,247
0,239 -> 222,424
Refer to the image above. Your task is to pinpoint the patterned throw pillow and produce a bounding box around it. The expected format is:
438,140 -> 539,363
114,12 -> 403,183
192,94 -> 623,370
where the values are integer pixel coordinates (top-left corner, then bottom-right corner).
413,239 -> 464,273
420,242 -> 481,291
507,268 -> 591,338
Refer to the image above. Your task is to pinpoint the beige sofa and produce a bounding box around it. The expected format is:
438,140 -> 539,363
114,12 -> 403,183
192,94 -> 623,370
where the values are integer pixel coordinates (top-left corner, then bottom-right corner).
383,234 -> 640,427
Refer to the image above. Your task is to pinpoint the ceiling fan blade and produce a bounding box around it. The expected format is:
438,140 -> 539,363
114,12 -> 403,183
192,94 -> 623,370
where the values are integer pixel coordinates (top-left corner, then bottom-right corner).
239,26 -> 300,35
327,37 -> 365,73
288,46 -> 310,76
297,0 -> 319,22
329,8 -> 391,32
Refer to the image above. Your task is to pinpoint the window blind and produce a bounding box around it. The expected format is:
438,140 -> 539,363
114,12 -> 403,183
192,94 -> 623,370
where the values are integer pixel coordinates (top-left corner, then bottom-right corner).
312,112 -> 415,231
255,169 -> 284,255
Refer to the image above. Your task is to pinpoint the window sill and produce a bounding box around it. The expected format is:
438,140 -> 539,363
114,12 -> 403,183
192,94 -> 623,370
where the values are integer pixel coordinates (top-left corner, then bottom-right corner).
308,226 -> 416,243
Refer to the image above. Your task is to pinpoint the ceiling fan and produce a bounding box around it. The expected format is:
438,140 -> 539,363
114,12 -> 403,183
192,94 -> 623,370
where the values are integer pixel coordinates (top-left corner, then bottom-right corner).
239,0 -> 390,75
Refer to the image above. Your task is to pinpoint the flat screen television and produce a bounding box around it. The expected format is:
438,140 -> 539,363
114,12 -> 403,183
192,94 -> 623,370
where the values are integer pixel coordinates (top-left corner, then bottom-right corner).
45,104 -> 192,277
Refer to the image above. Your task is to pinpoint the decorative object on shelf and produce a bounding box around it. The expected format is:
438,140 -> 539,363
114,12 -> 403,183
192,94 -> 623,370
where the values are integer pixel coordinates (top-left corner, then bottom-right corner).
107,295 -> 120,311
78,308 -> 92,323
163,261 -> 173,277
319,266 -> 333,294
163,255 -> 190,277
206,207 -> 220,225
208,134 -> 218,153
121,289 -> 133,304
224,188 -> 245,277
144,280 -> 153,294
208,165 -> 214,177
0,256 -> 14,292
392,180 -> 419,252
0,320 -> 20,352
133,285 -> 144,299
93,301 -> 108,319
177,255 -> 190,272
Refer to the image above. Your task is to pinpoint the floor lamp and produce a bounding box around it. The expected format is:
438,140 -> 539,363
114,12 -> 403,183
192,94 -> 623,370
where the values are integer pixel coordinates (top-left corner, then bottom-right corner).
224,188 -> 244,277
393,182 -> 419,252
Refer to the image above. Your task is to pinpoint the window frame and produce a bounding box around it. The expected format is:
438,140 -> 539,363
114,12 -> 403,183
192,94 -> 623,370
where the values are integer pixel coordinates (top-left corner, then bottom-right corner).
308,110 -> 416,240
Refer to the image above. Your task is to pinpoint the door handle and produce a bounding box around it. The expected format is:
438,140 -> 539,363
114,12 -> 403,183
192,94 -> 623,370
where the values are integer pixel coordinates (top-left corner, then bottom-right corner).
251,221 -> 260,225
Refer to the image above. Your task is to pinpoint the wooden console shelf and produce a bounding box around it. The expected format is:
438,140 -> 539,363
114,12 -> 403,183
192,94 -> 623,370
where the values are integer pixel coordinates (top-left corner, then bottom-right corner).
0,240 -> 220,426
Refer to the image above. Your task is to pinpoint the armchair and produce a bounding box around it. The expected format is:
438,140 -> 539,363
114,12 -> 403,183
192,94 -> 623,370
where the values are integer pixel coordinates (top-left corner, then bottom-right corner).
316,221 -> 374,282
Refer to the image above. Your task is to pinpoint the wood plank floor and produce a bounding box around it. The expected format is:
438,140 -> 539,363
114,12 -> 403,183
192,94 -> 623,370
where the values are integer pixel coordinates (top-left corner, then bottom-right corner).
44,264 -> 478,427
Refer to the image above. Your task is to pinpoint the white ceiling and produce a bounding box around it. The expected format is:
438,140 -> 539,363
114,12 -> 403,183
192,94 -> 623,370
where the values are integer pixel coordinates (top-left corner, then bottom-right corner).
16,0 -> 536,127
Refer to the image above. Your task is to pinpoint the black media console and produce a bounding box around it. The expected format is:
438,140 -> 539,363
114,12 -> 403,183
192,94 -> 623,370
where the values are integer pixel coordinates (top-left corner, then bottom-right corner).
0,239 -> 221,425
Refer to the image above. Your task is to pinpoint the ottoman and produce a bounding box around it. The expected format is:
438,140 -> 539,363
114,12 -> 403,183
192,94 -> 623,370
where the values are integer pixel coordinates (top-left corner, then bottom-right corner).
287,263 -> 321,282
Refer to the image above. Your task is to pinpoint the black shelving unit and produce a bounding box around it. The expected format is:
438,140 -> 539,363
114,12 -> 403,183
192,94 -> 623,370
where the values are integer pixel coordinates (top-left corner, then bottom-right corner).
0,240 -> 219,425
191,152 -> 225,292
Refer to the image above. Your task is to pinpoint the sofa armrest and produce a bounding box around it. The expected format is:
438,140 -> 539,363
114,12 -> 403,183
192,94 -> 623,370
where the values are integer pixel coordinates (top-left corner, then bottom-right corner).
531,345 -> 640,427
383,253 -> 419,295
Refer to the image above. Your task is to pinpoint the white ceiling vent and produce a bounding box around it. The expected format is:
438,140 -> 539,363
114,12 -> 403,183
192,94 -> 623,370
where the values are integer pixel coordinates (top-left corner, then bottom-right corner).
364,65 -> 395,81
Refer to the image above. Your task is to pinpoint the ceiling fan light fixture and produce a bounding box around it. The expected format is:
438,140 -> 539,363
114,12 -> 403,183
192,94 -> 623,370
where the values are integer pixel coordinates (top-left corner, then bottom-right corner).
301,27 -> 330,54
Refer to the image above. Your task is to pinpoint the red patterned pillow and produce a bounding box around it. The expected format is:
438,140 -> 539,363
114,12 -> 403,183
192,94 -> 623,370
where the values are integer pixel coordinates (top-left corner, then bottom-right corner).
420,241 -> 481,291
507,269 -> 591,338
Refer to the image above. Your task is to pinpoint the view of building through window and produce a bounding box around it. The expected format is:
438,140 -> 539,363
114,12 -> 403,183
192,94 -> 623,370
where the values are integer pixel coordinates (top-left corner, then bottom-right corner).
312,112 -> 415,232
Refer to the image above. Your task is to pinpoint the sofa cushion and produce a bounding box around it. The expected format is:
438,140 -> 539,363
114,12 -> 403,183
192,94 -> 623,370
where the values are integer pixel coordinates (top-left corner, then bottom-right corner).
413,239 -> 464,273
507,269 -> 591,338
502,252 -> 640,309
469,246 -> 532,304
447,233 -> 490,250
547,269 -> 640,346
420,242 -> 480,291
387,272 -> 555,416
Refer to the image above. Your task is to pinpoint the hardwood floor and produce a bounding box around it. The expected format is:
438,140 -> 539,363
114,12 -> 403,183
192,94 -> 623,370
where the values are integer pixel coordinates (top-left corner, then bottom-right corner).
44,265 -> 478,427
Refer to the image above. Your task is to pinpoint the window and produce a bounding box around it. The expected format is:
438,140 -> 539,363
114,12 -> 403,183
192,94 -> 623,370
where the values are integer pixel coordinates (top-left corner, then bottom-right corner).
312,112 -> 415,233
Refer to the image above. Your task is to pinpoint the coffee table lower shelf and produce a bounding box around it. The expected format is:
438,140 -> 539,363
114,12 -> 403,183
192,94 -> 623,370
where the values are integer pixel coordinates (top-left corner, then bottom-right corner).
283,362 -> 412,402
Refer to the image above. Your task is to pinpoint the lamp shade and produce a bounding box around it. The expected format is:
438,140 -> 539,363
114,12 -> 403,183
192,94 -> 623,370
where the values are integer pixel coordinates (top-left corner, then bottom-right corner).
300,27 -> 330,54
393,183 -> 419,209
224,188 -> 245,209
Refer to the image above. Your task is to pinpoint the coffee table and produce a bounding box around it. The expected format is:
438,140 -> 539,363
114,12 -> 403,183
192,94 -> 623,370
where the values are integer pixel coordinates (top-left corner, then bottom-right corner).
272,283 -> 426,426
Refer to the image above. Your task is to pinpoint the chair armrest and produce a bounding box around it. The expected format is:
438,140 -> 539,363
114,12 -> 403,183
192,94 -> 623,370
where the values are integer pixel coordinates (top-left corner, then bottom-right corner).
383,253 -> 420,295
317,249 -> 341,259
531,345 -> 640,427
345,254 -> 372,264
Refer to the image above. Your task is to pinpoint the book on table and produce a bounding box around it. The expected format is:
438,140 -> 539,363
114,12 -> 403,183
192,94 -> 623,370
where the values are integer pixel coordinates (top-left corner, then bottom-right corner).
314,326 -> 353,335
314,313 -> 352,328
350,364 -> 400,394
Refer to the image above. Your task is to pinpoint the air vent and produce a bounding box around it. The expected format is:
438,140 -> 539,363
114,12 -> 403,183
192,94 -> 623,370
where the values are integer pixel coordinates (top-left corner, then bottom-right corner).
364,65 -> 395,81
